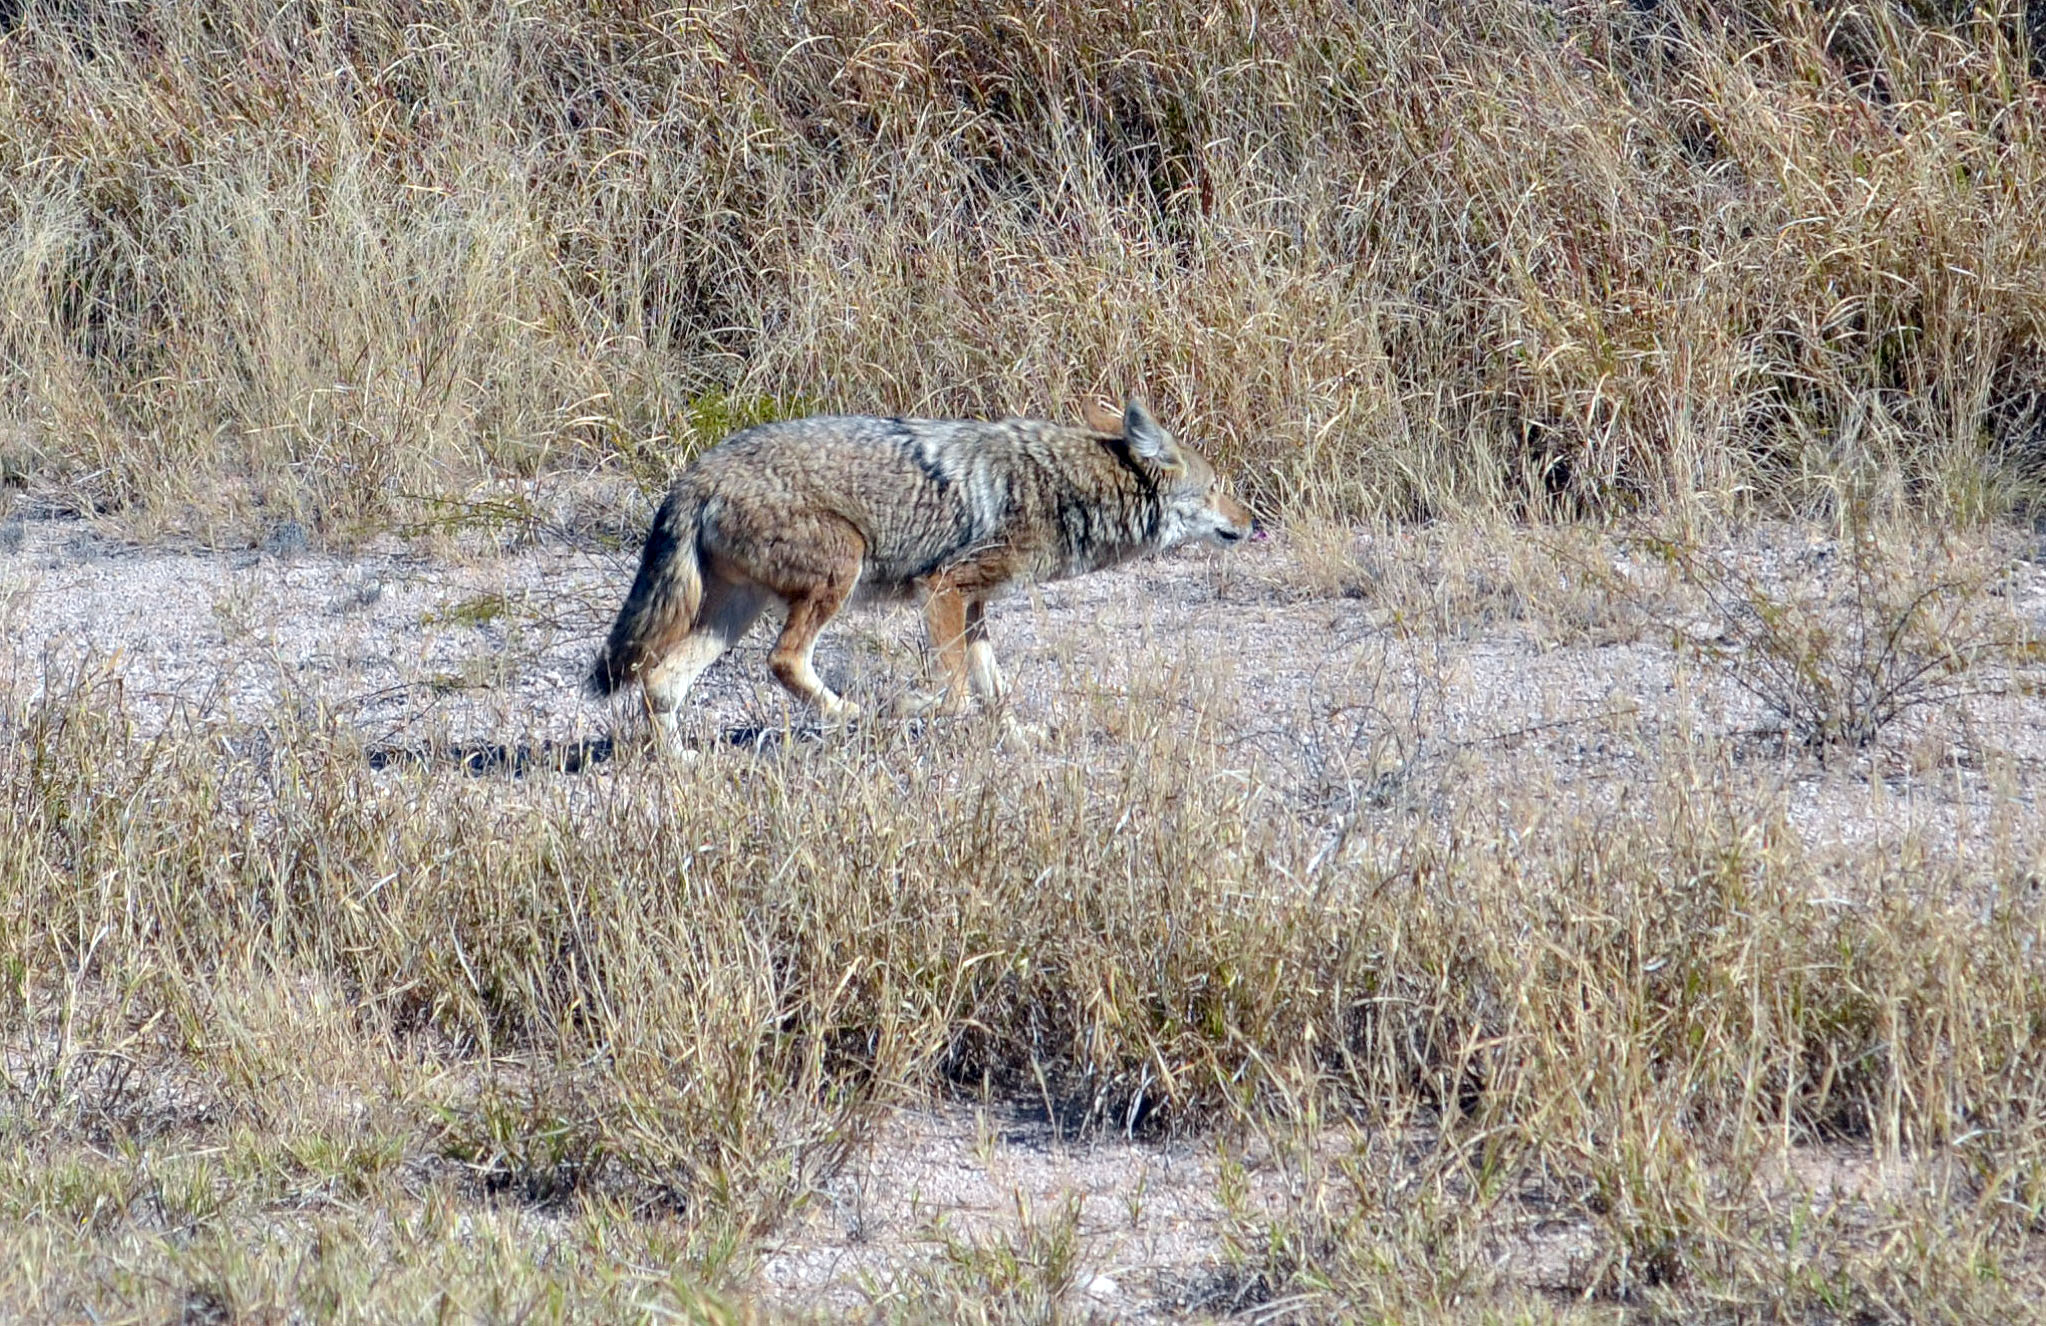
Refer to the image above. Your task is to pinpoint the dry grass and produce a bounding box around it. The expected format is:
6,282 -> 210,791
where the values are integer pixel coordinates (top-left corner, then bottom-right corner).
4,0 -> 2046,537
4,604 -> 2046,1317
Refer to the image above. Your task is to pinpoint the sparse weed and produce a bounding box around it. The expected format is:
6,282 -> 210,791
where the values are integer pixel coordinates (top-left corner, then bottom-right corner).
889,1193 -> 1086,1323
1639,517 -> 2042,748
423,591 -> 512,631
324,572 -> 383,616
208,573 -> 265,645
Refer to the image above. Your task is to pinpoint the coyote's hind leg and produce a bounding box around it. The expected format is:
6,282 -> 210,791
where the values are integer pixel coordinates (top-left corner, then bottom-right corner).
757,520 -> 866,721
641,578 -> 769,746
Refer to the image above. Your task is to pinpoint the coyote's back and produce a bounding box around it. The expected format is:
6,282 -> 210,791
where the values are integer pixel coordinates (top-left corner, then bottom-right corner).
589,398 -> 1252,737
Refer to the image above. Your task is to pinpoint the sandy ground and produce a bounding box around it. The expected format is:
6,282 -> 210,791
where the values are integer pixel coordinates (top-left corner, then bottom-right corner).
5,510 -> 2045,1315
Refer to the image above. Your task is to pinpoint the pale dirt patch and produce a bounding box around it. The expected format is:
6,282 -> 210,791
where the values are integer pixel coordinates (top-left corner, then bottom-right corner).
758,1105 -> 1261,1318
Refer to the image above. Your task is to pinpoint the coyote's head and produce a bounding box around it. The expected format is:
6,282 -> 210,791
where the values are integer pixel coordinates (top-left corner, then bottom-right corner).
1110,399 -> 1255,550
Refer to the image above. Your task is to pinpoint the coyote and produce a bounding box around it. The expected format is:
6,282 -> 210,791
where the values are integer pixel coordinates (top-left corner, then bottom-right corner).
587,398 -> 1253,736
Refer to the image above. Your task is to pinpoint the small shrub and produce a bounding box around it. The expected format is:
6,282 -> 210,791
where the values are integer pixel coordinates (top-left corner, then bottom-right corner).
1640,519 -> 2040,748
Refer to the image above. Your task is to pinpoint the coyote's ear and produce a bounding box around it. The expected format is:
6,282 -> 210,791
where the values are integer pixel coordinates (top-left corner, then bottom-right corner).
1123,399 -> 1179,465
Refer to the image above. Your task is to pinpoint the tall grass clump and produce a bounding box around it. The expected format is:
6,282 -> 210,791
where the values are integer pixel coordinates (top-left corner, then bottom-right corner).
4,0 -> 2046,535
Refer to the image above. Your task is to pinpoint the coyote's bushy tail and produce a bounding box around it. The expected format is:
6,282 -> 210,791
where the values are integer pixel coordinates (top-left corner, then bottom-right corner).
586,491 -> 706,697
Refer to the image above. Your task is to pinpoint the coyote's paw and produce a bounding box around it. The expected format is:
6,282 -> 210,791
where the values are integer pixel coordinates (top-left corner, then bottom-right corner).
642,725 -> 703,764
819,695 -> 863,726
887,689 -> 984,720
995,711 -> 1045,748
884,690 -> 940,720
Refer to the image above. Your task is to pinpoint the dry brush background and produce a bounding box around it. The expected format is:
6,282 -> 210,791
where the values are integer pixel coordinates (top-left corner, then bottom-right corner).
7,1 -> 2046,1321
6,0 -> 2046,530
